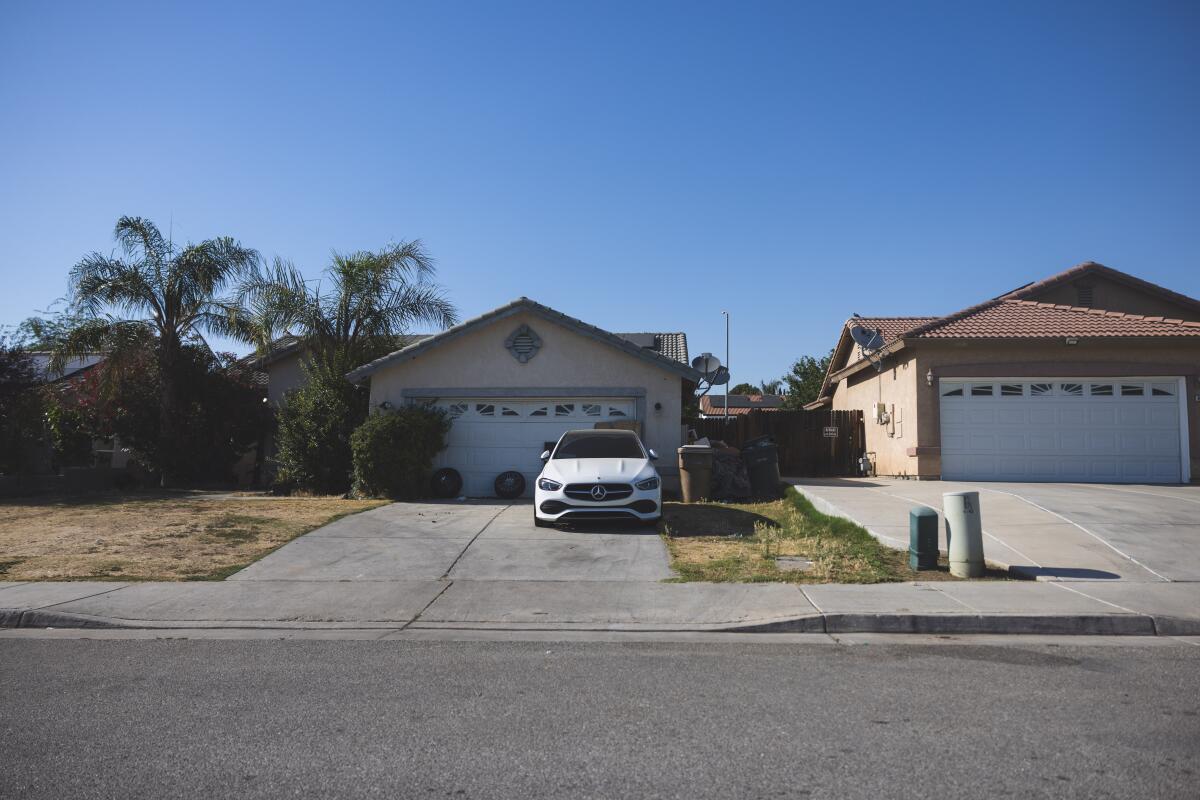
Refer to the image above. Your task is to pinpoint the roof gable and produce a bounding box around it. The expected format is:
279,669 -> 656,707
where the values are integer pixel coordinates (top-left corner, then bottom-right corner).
1000,262 -> 1200,319
346,297 -> 702,382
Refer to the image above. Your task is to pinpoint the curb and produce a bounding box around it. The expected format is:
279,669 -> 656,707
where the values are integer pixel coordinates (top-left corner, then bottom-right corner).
5,608 -> 1196,636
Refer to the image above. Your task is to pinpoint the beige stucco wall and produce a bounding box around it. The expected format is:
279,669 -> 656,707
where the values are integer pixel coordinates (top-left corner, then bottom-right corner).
265,351 -> 308,406
829,340 -> 1200,481
831,351 -> 920,476
365,310 -> 687,486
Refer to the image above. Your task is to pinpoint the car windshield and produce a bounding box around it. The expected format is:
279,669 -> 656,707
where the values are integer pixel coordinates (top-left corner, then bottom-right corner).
553,434 -> 644,460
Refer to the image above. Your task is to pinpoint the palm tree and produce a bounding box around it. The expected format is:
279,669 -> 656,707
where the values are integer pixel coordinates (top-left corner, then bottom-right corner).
236,241 -> 458,373
43,216 -> 260,485
759,379 -> 783,396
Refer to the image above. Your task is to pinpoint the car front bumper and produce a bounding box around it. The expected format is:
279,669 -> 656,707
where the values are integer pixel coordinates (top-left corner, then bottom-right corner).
534,487 -> 661,523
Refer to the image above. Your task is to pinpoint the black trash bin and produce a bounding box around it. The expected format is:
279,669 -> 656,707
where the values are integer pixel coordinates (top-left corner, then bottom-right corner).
741,435 -> 781,499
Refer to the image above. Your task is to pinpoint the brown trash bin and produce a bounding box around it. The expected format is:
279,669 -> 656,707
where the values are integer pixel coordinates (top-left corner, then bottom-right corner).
677,445 -> 716,503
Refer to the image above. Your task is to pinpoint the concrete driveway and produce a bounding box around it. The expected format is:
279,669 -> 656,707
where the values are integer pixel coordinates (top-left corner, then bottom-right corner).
793,478 -> 1200,582
230,500 -> 672,583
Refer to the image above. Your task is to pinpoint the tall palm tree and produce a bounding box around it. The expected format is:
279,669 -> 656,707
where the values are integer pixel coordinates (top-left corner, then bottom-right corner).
760,379 -> 784,396
237,241 -> 458,374
44,216 -> 260,485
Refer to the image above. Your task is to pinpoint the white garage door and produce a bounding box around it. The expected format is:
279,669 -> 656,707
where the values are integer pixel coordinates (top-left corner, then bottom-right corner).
429,398 -> 637,497
939,378 -> 1184,483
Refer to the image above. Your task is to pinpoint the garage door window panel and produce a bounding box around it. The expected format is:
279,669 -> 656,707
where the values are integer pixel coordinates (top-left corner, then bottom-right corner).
970,384 -> 994,397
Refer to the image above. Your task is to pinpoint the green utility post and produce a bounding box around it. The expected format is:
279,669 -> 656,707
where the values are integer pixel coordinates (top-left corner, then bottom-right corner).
909,506 -> 939,570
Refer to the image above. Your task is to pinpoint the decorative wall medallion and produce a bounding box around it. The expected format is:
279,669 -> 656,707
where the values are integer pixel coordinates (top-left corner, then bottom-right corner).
505,324 -> 542,363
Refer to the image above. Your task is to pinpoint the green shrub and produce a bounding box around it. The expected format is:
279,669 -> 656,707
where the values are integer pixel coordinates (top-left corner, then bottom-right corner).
350,406 -> 451,499
275,365 -> 368,494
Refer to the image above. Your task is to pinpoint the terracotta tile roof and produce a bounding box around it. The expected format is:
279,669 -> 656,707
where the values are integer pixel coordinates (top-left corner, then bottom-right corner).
700,394 -> 785,415
908,299 -> 1200,339
849,317 -> 940,345
615,332 -> 689,364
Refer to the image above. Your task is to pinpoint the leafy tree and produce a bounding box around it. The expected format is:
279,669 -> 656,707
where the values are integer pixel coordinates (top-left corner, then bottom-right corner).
781,349 -> 834,409
273,360 -> 367,494
0,331 -> 45,475
729,382 -> 759,395
31,217 -> 260,485
236,242 -> 457,375
759,379 -> 783,396
237,242 -> 458,493
39,338 -> 269,482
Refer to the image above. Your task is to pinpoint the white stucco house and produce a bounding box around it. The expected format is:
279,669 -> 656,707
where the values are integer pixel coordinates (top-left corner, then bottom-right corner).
342,298 -> 699,496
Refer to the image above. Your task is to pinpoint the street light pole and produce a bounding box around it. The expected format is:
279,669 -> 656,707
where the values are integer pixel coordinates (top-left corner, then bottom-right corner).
722,310 -> 729,419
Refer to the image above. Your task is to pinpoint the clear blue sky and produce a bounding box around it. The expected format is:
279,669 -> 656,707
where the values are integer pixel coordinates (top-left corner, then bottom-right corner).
2,1 -> 1198,387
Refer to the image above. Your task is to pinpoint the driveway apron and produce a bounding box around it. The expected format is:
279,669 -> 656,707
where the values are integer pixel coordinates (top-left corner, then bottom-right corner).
228,501 -> 673,582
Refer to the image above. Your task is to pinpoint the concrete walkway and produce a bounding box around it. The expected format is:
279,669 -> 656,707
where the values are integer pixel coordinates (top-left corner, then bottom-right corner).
792,478 -> 1200,582
3,576 -> 1198,635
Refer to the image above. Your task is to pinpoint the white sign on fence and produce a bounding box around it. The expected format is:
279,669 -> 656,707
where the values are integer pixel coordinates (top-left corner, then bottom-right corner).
823,426 -> 838,438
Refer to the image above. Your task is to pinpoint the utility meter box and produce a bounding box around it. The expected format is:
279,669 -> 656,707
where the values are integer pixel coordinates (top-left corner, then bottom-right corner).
909,506 -> 939,570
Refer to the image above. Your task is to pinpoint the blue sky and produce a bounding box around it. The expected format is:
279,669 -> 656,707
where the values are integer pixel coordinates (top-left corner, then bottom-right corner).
2,1 -> 1197,387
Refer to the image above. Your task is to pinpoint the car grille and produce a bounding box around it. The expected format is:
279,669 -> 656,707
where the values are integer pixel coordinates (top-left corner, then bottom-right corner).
563,483 -> 634,502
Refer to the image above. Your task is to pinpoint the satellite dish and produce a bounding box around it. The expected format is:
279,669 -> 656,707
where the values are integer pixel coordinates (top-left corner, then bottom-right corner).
691,352 -> 722,376
849,324 -> 886,372
849,325 -> 884,352
708,366 -> 730,386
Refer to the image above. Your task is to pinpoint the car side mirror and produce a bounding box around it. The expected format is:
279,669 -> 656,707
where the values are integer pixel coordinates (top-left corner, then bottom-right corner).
648,449 -> 659,460
540,450 -> 551,461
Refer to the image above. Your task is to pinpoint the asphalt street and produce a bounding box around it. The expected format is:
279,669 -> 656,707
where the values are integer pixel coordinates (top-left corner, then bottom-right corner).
2,638 -> 1197,799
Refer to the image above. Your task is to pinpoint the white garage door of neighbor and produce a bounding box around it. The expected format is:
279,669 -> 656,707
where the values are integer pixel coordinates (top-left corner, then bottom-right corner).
430,398 -> 638,497
939,378 -> 1185,483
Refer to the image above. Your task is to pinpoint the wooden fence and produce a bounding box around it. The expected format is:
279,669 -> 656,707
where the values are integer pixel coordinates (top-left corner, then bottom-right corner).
690,409 -> 865,477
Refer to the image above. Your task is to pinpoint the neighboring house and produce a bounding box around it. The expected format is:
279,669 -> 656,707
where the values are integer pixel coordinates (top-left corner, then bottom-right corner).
21,351 -> 136,471
806,262 -> 1200,484
699,394 -> 785,416
249,334 -> 431,407
345,297 -> 698,496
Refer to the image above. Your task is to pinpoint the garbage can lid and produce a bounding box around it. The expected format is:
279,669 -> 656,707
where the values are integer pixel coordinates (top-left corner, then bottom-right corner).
910,505 -> 938,518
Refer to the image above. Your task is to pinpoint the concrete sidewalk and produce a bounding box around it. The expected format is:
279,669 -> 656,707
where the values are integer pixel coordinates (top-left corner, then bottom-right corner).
3,578 -> 1198,635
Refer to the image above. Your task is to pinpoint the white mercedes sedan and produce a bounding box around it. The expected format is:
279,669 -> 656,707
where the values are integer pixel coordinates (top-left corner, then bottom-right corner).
533,429 -> 662,527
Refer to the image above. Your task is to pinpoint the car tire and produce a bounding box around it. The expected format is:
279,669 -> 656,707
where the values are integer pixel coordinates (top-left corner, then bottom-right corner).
494,470 -> 526,499
430,468 -> 463,499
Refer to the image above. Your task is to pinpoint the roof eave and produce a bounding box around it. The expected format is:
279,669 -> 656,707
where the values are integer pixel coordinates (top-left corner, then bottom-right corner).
345,298 -> 702,383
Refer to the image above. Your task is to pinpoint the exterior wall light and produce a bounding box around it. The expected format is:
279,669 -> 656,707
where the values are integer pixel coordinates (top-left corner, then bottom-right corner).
926,369 -> 933,386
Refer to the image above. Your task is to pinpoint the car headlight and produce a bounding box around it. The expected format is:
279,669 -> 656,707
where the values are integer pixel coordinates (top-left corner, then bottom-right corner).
635,477 -> 660,490
538,478 -> 562,491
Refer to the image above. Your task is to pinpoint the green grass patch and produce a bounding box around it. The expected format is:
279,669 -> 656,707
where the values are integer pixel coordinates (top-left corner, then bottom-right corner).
661,486 -> 1008,584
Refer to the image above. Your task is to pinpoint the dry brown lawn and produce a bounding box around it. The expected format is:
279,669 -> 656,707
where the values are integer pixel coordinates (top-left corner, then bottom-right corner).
0,492 -> 387,581
661,489 -> 1009,584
